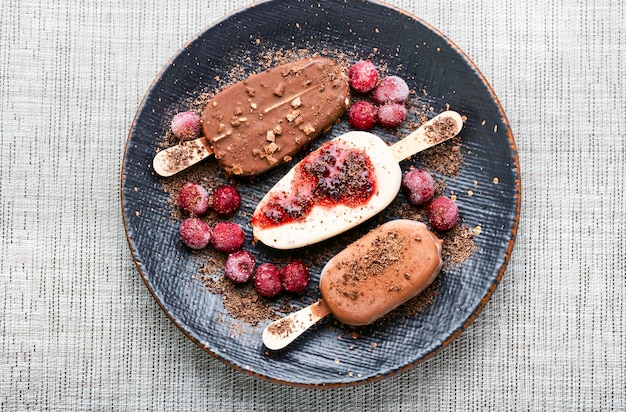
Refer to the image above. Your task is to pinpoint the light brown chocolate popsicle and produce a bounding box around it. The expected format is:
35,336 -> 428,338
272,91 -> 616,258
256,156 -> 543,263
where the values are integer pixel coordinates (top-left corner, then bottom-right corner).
262,219 -> 443,350
153,57 -> 350,177
319,219 -> 443,326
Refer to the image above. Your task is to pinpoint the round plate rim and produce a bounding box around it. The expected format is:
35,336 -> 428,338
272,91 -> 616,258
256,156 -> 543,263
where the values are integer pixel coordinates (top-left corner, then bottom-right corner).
120,0 -> 521,388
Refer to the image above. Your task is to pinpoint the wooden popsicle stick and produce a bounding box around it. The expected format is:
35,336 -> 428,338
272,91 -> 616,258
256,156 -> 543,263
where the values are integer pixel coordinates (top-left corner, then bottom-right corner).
152,137 -> 213,177
262,299 -> 331,350
390,110 -> 463,162
153,111 -> 462,177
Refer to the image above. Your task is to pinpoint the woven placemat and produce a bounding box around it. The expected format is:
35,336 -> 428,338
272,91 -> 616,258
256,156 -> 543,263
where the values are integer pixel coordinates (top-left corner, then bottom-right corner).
1,0 -> 624,410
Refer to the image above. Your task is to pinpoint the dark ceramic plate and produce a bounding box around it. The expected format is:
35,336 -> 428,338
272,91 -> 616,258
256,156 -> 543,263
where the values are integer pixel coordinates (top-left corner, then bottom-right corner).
121,0 -> 520,387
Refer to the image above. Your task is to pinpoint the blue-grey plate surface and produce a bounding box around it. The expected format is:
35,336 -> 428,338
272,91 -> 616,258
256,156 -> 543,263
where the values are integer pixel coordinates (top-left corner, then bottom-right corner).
121,0 -> 520,387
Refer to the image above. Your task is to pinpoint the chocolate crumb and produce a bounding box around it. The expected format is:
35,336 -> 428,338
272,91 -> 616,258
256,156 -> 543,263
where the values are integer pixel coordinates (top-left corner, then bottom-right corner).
332,230 -> 404,301
273,83 -> 285,96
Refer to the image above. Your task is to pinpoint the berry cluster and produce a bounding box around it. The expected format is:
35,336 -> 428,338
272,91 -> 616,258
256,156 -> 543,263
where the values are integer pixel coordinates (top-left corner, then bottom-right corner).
401,169 -> 459,231
177,182 -> 242,217
176,181 -> 310,297
177,182 -> 245,251
347,60 -> 410,130
225,255 -> 310,298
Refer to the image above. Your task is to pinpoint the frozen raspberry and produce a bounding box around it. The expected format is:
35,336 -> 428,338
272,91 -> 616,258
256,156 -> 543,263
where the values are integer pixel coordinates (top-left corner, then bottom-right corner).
377,103 -> 407,127
179,218 -> 211,249
348,60 -> 380,93
210,221 -> 245,253
280,260 -> 310,293
428,196 -> 459,231
171,111 -> 201,141
402,169 -> 435,206
347,101 -> 378,130
177,182 -> 210,216
254,263 -> 283,297
372,76 -> 410,104
211,184 -> 241,216
224,250 -> 256,283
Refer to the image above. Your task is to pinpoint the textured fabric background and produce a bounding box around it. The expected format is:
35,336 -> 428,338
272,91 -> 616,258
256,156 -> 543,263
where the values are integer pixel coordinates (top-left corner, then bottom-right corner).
1,0 -> 625,410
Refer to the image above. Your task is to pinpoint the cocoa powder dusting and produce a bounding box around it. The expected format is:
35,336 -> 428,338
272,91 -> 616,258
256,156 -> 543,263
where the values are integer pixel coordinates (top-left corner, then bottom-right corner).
198,274 -> 280,326
417,136 -> 463,177
267,317 -> 299,338
441,224 -> 477,269
333,231 -> 404,300
378,280 -> 440,325
424,115 -> 459,144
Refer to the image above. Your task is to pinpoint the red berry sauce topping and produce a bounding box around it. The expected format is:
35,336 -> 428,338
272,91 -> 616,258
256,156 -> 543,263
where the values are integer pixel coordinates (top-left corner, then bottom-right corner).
347,101 -> 378,130
428,196 -> 459,231
252,140 -> 377,229
402,169 -> 435,206
211,184 -> 241,216
348,60 -> 379,93
224,250 -> 256,283
280,260 -> 310,293
210,221 -> 245,253
179,218 -> 211,249
254,263 -> 283,298
177,182 -> 210,216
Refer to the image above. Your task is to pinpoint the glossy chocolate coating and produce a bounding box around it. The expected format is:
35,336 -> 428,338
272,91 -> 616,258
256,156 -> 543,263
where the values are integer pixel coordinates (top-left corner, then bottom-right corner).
202,57 -> 349,176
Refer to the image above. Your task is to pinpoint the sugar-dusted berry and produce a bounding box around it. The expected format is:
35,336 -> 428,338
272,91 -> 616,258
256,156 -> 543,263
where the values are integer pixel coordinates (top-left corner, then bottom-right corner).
224,250 -> 256,283
254,263 -> 283,297
372,76 -> 409,104
211,184 -> 241,216
348,60 -> 379,93
211,221 -> 245,253
280,260 -> 310,293
402,169 -> 435,206
377,103 -> 406,127
177,182 -> 210,216
171,111 -> 201,141
427,196 -> 459,231
347,101 -> 378,130
179,218 -> 211,249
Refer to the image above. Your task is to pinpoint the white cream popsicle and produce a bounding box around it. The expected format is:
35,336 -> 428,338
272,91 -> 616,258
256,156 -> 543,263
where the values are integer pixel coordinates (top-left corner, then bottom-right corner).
251,111 -> 463,250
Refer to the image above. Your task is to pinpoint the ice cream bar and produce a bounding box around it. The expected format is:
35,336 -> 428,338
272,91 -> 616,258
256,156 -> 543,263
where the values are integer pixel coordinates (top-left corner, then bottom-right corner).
252,111 -> 462,249
319,219 -> 443,325
262,220 -> 443,350
153,57 -> 350,177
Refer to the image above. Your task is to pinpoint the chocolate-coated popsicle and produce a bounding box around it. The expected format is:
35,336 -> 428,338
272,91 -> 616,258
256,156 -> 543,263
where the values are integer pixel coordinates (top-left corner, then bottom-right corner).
262,220 -> 443,350
153,57 -> 350,177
